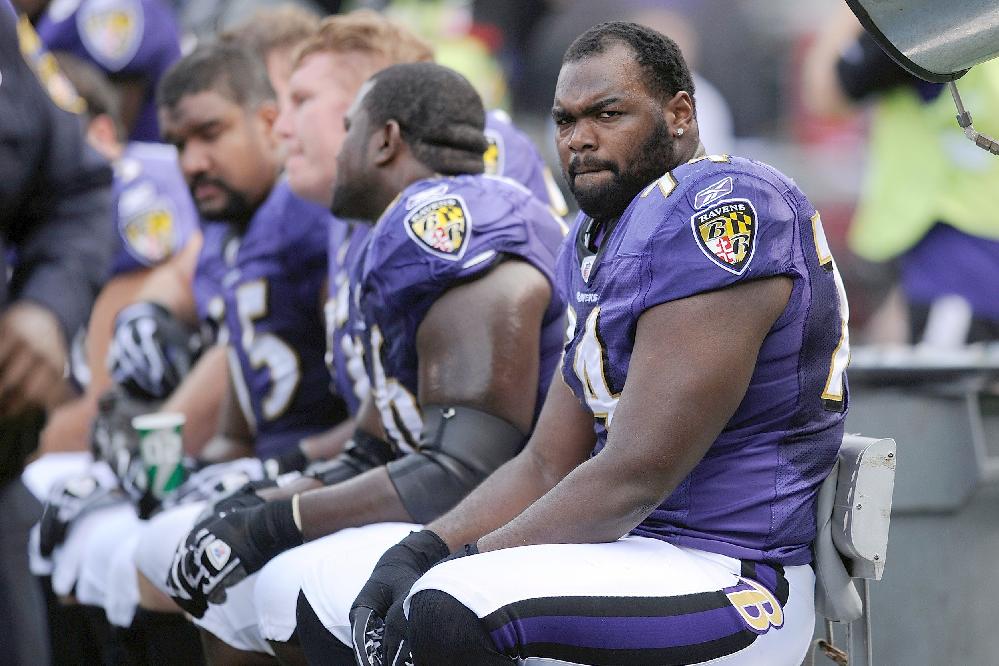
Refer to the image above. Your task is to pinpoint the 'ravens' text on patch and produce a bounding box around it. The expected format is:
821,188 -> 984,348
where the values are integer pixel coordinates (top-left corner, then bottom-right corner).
690,198 -> 757,274
404,195 -> 471,260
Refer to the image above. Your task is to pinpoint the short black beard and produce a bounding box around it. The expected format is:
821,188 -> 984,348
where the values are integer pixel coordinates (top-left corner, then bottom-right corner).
330,174 -> 378,223
190,175 -> 255,225
565,116 -> 676,221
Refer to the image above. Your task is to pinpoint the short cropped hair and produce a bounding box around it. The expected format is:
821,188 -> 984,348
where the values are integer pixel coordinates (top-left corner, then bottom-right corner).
157,42 -> 274,111
564,21 -> 695,105
220,5 -> 319,58
294,9 -> 433,70
364,62 -> 487,176
52,50 -> 124,140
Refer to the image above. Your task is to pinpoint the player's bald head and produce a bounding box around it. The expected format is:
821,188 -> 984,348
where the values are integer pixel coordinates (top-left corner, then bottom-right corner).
362,62 -> 488,175
564,21 -> 695,107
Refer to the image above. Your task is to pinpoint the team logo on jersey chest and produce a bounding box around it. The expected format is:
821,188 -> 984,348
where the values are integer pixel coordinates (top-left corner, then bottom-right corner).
404,195 -> 470,260
691,198 -> 757,274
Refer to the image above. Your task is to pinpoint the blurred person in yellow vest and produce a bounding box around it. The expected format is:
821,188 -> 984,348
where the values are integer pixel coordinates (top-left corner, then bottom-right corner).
805,6 -> 999,346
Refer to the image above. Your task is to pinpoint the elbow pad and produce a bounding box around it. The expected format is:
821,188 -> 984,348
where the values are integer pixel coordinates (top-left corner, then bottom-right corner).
305,430 -> 397,487
387,405 -> 526,524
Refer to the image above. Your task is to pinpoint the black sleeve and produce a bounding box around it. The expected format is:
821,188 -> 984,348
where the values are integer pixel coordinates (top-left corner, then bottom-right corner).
836,30 -> 935,101
0,5 -> 113,339
386,405 -> 525,524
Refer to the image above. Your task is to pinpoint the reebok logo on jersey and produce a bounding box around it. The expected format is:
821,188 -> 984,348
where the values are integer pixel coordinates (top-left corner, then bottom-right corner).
693,176 -> 734,209
691,198 -> 757,275
404,195 -> 470,260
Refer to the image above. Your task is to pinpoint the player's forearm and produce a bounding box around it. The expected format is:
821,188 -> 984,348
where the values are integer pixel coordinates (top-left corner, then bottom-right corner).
134,238 -> 202,326
258,475 -> 323,501
298,466 -> 412,541
428,447 -> 564,552
299,418 -> 354,462
476,452 -> 663,552
38,396 -> 97,453
162,346 -> 228,454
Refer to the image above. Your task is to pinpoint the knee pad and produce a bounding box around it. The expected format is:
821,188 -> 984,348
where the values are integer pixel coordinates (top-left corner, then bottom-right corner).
125,608 -> 205,665
408,589 -> 512,665
295,591 -> 355,666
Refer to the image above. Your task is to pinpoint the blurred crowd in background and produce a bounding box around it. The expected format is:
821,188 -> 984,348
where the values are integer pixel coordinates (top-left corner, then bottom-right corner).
19,0 -> 999,341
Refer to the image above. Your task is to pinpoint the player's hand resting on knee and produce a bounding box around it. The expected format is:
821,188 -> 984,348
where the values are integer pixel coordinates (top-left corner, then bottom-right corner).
350,530 -> 451,665
165,497 -> 302,617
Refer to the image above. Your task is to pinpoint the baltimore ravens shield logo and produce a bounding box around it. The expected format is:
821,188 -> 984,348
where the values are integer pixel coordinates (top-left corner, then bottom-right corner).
122,207 -> 176,264
78,0 -> 143,72
405,195 -> 470,260
690,198 -> 757,274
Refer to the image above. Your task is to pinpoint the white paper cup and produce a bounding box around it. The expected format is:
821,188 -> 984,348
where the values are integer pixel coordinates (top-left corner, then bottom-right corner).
131,412 -> 187,498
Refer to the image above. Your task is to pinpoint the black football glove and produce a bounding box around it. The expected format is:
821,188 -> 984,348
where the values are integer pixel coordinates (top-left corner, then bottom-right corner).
165,498 -> 301,618
38,472 -> 124,557
167,457 -> 273,507
350,530 -> 451,666
108,301 -> 201,401
192,479 -> 275,527
262,444 -> 310,478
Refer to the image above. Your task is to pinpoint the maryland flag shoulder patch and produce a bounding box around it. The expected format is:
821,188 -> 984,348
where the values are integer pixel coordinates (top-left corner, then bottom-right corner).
483,128 -> 504,176
690,197 -> 757,274
404,194 -> 471,260
121,206 -> 176,265
78,0 -> 143,72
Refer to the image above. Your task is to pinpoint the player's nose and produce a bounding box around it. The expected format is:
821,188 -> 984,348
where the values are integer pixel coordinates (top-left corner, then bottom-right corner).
178,141 -> 212,179
566,118 -> 598,153
274,107 -> 294,141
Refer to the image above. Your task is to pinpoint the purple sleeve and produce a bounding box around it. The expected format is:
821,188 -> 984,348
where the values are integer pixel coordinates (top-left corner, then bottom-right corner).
109,167 -> 198,276
40,0 -> 180,77
485,110 -> 567,215
638,171 -> 798,314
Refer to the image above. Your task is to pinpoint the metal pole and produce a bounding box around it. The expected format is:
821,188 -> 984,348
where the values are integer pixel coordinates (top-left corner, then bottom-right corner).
950,81 -> 999,156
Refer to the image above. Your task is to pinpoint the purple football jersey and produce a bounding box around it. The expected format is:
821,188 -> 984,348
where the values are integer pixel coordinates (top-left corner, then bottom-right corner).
322,114 -> 564,417
37,0 -> 181,142
193,181 -> 343,458
485,110 -> 568,216
109,142 -> 197,276
346,174 -> 567,450
324,218 -> 371,416
558,155 -> 849,566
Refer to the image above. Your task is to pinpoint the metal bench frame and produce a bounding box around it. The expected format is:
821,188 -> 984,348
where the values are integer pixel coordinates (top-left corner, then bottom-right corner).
808,434 -> 897,666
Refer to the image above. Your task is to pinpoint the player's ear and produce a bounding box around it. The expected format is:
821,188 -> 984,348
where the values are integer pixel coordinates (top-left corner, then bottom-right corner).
665,91 -> 695,136
373,119 -> 403,167
256,100 -> 281,148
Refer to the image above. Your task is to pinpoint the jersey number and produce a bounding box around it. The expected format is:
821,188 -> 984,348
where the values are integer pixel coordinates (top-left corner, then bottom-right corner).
226,280 -> 302,425
812,213 -> 850,409
368,325 -> 422,450
324,275 -> 370,404
568,306 -> 620,426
